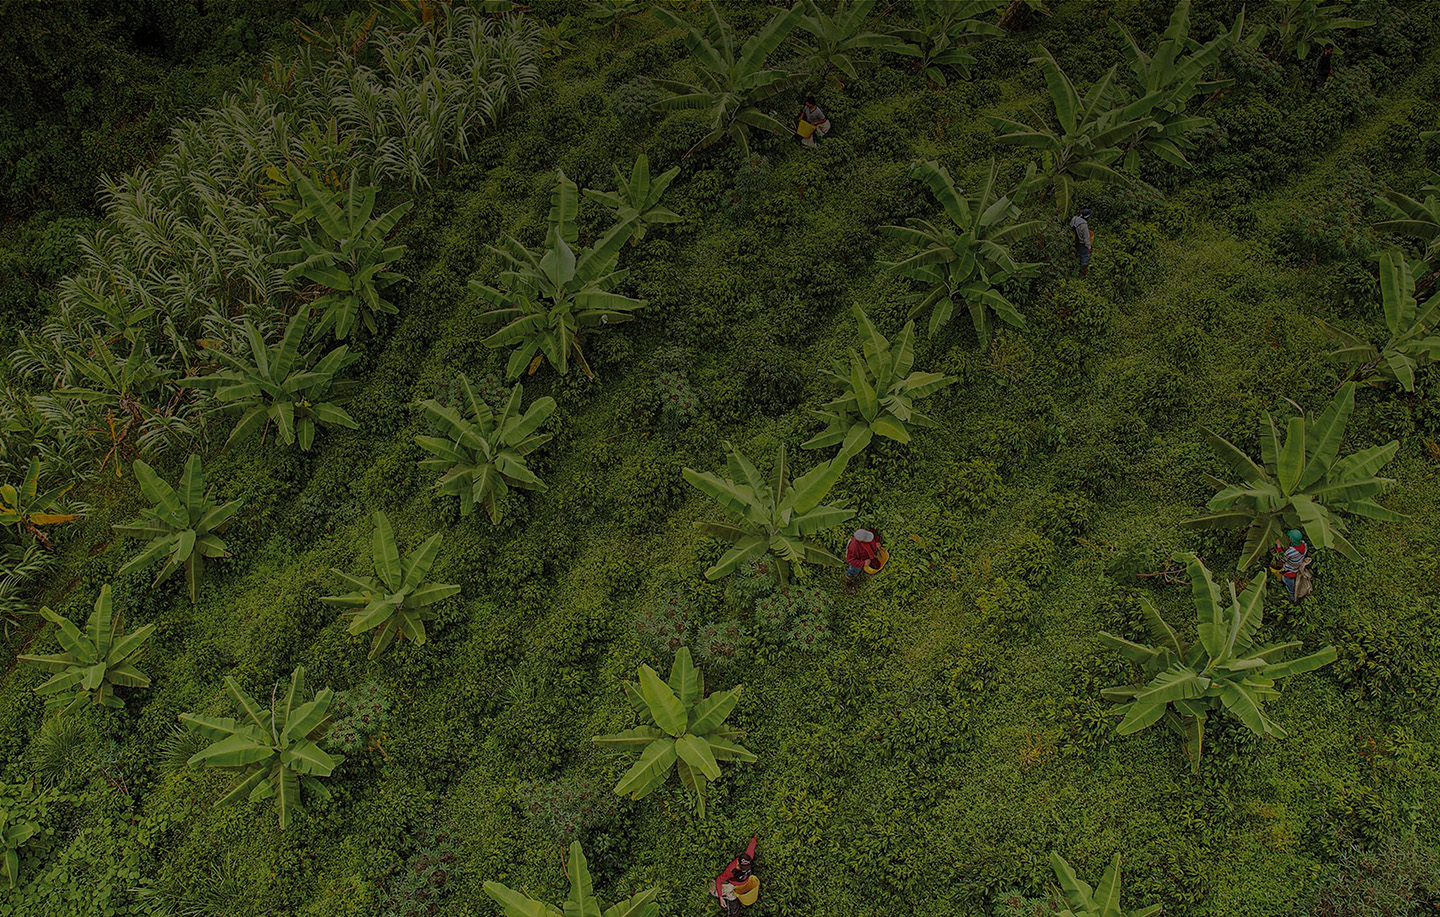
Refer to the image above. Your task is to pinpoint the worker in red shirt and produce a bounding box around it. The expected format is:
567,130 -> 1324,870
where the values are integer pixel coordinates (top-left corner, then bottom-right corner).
844,527 -> 881,594
713,837 -> 758,914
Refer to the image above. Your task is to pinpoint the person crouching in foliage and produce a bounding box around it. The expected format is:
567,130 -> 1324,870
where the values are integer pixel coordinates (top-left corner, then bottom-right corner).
844,527 -> 881,594
1273,529 -> 1311,605
798,96 -> 830,147
714,837 -> 759,914
1070,208 -> 1094,278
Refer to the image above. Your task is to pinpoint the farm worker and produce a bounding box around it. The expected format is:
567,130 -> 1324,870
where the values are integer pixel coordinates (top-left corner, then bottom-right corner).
714,837 -> 759,914
844,527 -> 881,594
1314,44 -> 1334,88
1274,529 -> 1309,604
798,97 -> 831,147
1070,208 -> 1094,278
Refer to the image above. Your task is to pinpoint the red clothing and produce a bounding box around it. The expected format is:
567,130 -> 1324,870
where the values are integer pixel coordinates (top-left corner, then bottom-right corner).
714,837 -> 759,900
846,537 -> 879,568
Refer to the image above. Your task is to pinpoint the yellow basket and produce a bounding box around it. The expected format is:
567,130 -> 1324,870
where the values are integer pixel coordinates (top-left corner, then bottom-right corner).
864,546 -> 889,574
735,876 -> 759,906
796,118 -> 816,138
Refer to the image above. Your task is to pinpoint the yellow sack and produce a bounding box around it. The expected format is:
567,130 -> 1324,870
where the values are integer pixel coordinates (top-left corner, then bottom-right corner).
796,118 -> 816,138
864,546 -> 889,575
735,876 -> 759,906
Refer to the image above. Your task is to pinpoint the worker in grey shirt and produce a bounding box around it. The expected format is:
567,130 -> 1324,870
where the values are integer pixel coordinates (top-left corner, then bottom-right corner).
1070,207 -> 1093,277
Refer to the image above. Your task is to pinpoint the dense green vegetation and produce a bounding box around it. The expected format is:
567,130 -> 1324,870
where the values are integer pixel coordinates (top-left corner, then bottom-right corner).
1,1 -> 1439,915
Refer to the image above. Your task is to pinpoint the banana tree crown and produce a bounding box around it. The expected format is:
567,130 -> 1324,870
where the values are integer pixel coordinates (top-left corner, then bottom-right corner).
415,376 -> 555,523
592,648 -> 755,818
1187,382 -> 1403,567
18,584 -> 154,713
180,666 -> 341,830
320,511 -> 460,658
1319,249 -> 1440,391
114,455 -> 242,603
684,442 -> 855,582
1049,851 -> 1160,917
1099,553 -> 1337,772
483,840 -> 659,917
804,303 -> 954,455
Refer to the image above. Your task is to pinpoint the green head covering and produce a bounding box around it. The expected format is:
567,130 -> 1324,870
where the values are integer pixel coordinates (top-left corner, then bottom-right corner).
1286,529 -> 1304,546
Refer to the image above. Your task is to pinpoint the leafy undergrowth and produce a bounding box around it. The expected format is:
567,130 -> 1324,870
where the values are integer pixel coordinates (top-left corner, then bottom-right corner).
2,2 -> 1440,916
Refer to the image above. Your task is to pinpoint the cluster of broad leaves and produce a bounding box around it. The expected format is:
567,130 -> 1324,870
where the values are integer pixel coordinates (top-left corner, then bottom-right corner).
18,585 -> 154,714
270,169 -> 412,341
804,302 -> 954,455
883,158 -> 1042,343
1321,249 -> 1440,390
484,841 -> 658,917
321,511 -> 460,658
114,456 -> 242,603
1185,382 -> 1402,568
592,648 -> 754,818
1100,553 -> 1337,773
684,443 -> 854,585
180,666 -> 342,829
990,2 -> 1248,214
475,171 -> 645,378
1049,852 -> 1160,917
0,810 -> 39,890
415,375 -> 556,523
179,310 -> 359,451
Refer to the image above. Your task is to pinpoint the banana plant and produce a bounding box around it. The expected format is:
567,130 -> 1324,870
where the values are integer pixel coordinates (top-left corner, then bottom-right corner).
592,648 -> 754,818
1048,852 -> 1159,917
1185,383 -> 1403,568
113,456 -> 242,603
882,158 -> 1044,341
1111,1 -> 1235,170
484,841 -> 659,917
475,171 -> 643,378
0,457 -> 82,548
1318,249 -> 1440,391
583,154 -> 682,244
415,376 -> 555,523
0,809 -> 38,890
180,666 -> 342,830
1275,0 -> 1372,60
684,442 -> 854,585
796,0 -> 911,91
1374,172 -> 1440,265
18,584 -> 154,714
651,3 -> 801,158
989,47 -> 1162,215
585,0 -> 646,39
54,336 -> 191,477
270,168 -> 412,341
179,310 -> 359,451
889,0 -> 1005,87
1099,553 -> 1337,774
803,303 -> 954,457
321,511 -> 460,658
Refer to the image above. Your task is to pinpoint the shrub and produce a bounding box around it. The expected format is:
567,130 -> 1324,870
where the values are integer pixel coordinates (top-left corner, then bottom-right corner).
611,77 -> 665,132
380,826 -> 459,917
655,371 -> 701,429
325,681 -> 393,757
943,459 -> 1003,513
755,585 -> 833,651
725,558 -> 777,612
975,577 -> 1036,639
635,589 -> 696,656
1301,833 -> 1440,917
516,776 -> 621,844
694,620 -> 748,670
